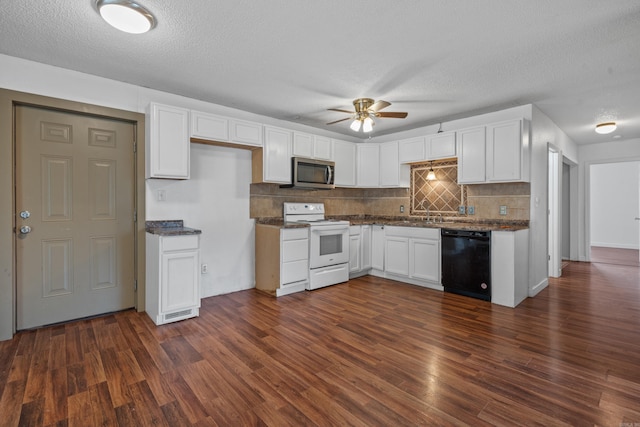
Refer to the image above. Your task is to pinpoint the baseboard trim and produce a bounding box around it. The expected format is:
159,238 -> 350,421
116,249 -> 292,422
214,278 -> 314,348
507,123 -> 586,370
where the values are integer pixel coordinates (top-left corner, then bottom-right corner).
530,278 -> 549,297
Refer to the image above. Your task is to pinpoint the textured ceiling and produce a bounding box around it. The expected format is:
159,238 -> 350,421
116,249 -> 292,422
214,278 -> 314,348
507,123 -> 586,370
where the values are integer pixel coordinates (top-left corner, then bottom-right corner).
1,0 -> 639,144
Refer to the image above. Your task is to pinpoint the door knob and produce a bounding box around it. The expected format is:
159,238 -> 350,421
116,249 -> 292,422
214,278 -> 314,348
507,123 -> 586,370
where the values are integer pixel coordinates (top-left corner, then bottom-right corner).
20,225 -> 31,234
20,210 -> 31,219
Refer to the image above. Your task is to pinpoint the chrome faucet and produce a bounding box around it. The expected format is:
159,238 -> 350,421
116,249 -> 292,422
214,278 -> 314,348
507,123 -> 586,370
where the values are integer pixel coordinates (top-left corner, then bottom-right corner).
437,213 -> 443,223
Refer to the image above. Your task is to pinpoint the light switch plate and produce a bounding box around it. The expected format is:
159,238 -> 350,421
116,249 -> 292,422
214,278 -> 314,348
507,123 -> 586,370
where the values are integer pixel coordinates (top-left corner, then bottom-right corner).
467,206 -> 475,215
499,205 -> 507,215
458,206 -> 466,215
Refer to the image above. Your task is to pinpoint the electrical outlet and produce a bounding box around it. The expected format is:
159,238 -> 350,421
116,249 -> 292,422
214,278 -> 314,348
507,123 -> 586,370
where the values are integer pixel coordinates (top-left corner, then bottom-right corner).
499,205 -> 507,215
468,206 -> 475,215
400,205 -> 404,213
157,189 -> 166,201
458,206 -> 466,215
201,264 -> 208,274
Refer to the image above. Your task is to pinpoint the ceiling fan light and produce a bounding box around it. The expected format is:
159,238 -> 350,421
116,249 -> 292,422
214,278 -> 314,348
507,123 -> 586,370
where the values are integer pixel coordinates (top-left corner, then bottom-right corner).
350,119 -> 362,132
362,116 -> 374,133
97,0 -> 155,34
595,122 -> 616,134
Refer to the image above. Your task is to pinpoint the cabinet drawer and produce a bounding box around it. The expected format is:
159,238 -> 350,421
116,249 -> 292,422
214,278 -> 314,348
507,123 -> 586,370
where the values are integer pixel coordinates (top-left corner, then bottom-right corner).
385,226 -> 439,240
282,259 -> 309,284
162,235 -> 199,251
282,228 -> 309,241
282,238 -> 308,262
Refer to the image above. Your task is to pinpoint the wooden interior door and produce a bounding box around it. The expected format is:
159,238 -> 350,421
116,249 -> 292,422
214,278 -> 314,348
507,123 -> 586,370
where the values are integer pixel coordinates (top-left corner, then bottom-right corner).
15,105 -> 135,329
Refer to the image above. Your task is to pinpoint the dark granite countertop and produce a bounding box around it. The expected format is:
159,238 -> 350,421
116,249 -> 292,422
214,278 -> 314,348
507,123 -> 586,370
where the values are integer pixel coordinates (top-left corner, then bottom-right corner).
146,220 -> 202,236
255,216 -> 528,232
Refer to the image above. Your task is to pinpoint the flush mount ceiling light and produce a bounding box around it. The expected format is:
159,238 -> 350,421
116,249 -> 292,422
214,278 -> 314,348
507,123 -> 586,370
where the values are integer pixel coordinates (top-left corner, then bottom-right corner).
97,0 -> 156,34
595,122 -> 617,134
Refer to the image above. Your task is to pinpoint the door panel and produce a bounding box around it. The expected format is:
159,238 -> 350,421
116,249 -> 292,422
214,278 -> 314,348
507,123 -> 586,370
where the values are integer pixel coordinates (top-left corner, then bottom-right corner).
16,105 -> 135,329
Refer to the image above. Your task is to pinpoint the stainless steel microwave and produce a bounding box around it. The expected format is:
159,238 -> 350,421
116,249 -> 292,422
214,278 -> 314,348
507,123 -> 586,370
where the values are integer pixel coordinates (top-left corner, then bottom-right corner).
281,157 -> 335,189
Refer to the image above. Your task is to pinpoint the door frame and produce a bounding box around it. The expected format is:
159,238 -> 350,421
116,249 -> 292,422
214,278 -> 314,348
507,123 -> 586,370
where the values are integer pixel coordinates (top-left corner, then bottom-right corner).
0,89 -> 146,341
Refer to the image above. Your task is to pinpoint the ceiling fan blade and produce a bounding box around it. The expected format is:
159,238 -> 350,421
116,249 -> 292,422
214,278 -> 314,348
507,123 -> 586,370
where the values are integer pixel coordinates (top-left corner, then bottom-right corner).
376,111 -> 408,119
368,100 -> 391,112
326,117 -> 352,125
328,108 -> 355,114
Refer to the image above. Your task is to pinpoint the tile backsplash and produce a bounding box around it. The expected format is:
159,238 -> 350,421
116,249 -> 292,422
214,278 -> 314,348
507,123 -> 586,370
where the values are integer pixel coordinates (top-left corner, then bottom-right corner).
250,160 -> 530,222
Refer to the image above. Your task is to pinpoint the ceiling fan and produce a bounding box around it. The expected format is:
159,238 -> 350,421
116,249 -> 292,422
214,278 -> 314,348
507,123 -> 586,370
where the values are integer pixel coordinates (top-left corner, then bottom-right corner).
326,98 -> 408,132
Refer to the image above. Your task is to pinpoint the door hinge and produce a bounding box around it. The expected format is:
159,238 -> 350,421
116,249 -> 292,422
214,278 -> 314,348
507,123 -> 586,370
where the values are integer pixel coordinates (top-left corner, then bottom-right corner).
134,210 -> 137,222
548,255 -> 551,260
134,279 -> 138,291
133,142 -> 137,153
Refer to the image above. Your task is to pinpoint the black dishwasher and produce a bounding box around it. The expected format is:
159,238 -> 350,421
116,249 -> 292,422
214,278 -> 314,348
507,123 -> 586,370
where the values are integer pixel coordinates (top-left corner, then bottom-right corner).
441,229 -> 491,301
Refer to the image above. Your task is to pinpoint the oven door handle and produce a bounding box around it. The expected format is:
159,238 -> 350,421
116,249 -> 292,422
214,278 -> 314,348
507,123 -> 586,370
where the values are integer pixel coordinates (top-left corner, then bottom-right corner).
311,226 -> 348,235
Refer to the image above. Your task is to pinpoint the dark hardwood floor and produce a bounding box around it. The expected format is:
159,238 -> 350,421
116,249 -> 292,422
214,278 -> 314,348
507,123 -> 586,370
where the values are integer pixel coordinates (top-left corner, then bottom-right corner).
591,246 -> 640,267
1,260 -> 640,426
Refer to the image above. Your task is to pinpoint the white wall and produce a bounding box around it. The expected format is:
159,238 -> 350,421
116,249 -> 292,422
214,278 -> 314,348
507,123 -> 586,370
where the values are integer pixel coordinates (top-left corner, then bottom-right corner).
589,162 -> 640,249
578,138 -> 640,260
530,107 -> 578,295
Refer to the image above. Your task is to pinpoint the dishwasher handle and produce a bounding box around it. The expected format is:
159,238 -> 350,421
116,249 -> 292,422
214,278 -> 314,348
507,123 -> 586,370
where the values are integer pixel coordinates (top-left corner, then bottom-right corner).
441,228 -> 491,240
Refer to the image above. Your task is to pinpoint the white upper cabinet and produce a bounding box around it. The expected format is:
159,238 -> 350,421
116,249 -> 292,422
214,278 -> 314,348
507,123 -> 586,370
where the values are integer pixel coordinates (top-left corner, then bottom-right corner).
190,110 -> 229,141
380,141 -> 407,187
313,136 -> 333,160
261,126 -> 292,184
427,131 -> 456,159
333,139 -> 357,187
486,119 -> 529,182
357,144 -> 380,187
399,136 -> 426,163
456,126 -> 486,184
293,133 -> 333,160
229,119 -> 263,147
147,103 -> 190,179
457,118 -> 529,184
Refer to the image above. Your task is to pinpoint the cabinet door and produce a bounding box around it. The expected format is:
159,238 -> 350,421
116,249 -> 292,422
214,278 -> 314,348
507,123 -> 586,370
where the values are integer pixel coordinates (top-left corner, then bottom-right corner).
361,225 -> 372,270
357,144 -> 380,187
313,136 -> 333,160
380,141 -> 402,187
486,119 -> 522,182
293,132 -> 314,158
349,234 -> 361,273
427,131 -> 456,159
148,103 -> 190,179
399,137 -> 426,163
456,126 -> 486,184
190,111 -> 229,141
409,238 -> 440,282
230,119 -> 263,147
161,250 -> 199,313
384,236 -> 409,276
371,225 -> 385,270
333,140 -> 356,187
263,126 -> 292,183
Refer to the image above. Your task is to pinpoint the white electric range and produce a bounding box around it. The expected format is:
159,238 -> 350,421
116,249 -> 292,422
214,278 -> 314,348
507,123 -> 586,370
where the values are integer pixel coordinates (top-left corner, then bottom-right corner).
284,203 -> 350,290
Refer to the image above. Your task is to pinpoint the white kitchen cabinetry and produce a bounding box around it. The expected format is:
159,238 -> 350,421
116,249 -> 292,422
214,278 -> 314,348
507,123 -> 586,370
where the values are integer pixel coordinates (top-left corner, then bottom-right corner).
409,230 -> 440,283
147,103 -> 190,179
229,119 -> 263,147
255,225 -> 308,296
349,226 -> 361,274
293,133 -> 333,160
456,126 -> 486,184
371,225 -> 385,274
190,110 -> 229,142
486,119 -> 529,182
399,137 -> 426,163
254,126 -> 292,184
333,139 -> 357,187
384,235 -> 410,277
427,131 -> 456,159
491,229 -> 529,307
357,144 -> 380,187
380,141 -> 408,187
146,233 -> 200,325
349,225 -> 372,278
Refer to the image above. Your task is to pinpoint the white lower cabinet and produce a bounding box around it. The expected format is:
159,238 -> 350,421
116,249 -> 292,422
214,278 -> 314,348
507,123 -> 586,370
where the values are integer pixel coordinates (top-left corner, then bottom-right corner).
371,225 -> 385,273
382,226 -> 442,290
491,229 -> 529,307
349,225 -> 372,278
255,225 -> 308,296
146,233 -> 201,325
